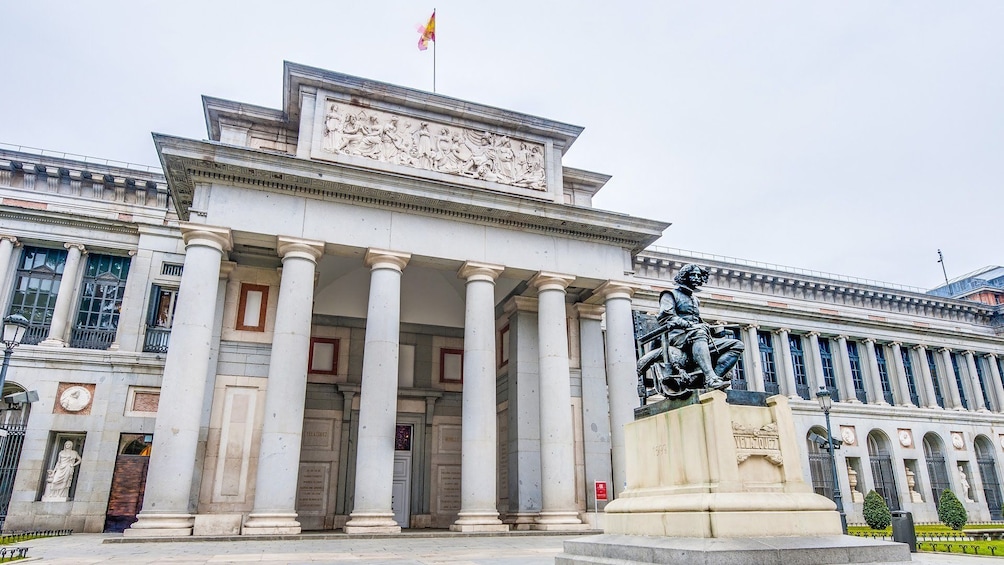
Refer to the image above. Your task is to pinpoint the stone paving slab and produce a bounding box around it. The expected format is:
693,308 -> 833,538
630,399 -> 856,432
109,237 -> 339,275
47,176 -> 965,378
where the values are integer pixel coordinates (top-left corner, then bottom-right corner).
16,533 -> 1004,564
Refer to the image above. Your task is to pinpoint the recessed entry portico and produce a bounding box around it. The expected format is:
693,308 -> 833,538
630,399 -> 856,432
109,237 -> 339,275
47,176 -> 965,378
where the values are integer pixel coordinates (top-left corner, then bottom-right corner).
122,62 -> 666,536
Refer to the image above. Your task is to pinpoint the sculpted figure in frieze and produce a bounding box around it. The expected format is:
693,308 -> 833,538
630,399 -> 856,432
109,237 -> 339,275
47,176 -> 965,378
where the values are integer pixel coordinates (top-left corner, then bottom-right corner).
321,102 -> 547,190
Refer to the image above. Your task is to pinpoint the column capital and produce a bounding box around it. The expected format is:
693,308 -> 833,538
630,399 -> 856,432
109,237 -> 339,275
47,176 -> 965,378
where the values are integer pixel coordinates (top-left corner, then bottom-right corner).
180,223 -> 233,253
0,235 -> 18,245
862,337 -> 876,344
963,350 -> 976,358
458,261 -> 504,283
574,303 -> 604,321
503,295 -> 538,315
939,347 -> 952,354
911,343 -> 926,351
63,242 -> 86,253
984,352 -> 998,360
364,248 -> 410,272
773,327 -> 791,335
277,236 -> 324,264
835,335 -> 848,342
591,280 -> 641,302
219,261 -> 237,280
743,323 -> 759,331
806,331 -> 821,339
529,271 -> 575,292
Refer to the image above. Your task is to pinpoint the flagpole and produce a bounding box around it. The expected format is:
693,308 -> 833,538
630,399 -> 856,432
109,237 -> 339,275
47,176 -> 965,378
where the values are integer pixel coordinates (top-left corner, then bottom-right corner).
433,8 -> 437,93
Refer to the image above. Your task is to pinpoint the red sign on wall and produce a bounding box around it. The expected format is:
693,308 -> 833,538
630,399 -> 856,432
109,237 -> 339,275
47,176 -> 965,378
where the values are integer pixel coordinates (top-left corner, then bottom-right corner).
594,481 -> 609,501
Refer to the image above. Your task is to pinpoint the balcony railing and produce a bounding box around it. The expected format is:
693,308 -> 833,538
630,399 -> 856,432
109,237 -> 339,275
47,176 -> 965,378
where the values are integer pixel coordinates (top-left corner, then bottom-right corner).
796,384 -> 811,400
19,325 -> 48,346
142,327 -> 171,354
764,381 -> 781,395
69,327 -> 115,350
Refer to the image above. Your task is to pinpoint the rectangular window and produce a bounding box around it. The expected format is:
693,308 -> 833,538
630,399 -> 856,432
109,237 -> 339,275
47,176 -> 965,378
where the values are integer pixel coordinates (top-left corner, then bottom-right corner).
499,324 -> 510,368
818,338 -> 839,401
847,341 -> 867,403
236,283 -> 269,332
975,355 -> 993,410
789,335 -> 810,400
308,338 -> 340,375
143,285 -> 177,353
950,352 -> 969,410
874,345 -> 894,405
71,253 -> 131,350
726,328 -> 746,391
901,348 -> 920,407
757,331 -> 779,395
440,348 -> 464,383
926,350 -> 945,408
7,246 -> 67,345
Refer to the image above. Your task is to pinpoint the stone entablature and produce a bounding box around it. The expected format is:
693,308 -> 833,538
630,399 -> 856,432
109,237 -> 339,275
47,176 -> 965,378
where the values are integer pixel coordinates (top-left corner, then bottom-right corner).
634,250 -> 994,327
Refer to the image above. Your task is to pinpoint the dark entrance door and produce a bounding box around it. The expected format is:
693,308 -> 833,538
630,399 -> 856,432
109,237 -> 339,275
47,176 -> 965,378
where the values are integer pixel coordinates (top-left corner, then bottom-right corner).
976,438 -> 1004,520
0,405 -> 29,530
103,434 -> 153,532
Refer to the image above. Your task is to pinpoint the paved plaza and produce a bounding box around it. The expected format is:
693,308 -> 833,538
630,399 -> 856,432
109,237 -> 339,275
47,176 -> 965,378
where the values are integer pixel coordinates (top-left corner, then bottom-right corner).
15,532 -> 1001,564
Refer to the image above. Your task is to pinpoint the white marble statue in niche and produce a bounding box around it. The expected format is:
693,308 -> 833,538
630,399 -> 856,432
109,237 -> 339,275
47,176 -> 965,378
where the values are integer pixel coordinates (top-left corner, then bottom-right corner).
321,102 -> 547,190
41,441 -> 82,502
959,467 -> 975,503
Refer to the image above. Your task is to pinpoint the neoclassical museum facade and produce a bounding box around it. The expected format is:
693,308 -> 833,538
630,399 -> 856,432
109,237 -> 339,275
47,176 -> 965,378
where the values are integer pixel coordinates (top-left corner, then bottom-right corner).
0,62 -> 1003,534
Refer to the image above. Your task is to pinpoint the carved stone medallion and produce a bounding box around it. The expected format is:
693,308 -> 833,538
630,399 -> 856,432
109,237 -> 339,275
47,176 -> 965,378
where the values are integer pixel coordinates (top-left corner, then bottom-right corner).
898,429 -> 913,448
320,101 -> 547,191
951,432 -> 965,450
732,421 -> 783,466
59,386 -> 92,413
840,426 -> 857,447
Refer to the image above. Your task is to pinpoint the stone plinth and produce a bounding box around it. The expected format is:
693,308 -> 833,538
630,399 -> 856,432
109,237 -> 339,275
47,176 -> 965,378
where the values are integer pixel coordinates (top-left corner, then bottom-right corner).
605,390 -> 841,538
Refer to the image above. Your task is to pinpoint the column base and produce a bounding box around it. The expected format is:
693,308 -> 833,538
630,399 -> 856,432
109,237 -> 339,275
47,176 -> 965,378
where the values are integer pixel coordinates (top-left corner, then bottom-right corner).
37,338 -> 67,348
242,512 -> 301,535
532,511 -> 589,531
504,512 -> 540,531
122,512 -> 194,537
343,512 -> 401,534
451,511 -> 509,532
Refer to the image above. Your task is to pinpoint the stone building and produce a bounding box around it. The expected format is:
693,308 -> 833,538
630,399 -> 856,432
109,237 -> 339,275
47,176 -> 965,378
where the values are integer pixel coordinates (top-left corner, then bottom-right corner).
0,62 -> 1002,534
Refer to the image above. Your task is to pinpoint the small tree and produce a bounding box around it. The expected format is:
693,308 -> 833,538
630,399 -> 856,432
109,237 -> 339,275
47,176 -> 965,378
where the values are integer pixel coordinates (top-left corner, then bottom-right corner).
938,489 -> 968,530
863,489 -> 892,530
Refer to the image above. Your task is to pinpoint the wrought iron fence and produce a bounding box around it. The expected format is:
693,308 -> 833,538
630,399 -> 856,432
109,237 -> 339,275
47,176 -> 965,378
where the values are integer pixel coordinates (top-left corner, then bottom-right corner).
0,423 -> 26,530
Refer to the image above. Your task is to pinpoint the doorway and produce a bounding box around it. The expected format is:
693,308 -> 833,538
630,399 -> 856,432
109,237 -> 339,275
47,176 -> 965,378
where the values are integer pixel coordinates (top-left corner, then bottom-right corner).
391,424 -> 413,528
103,434 -> 153,532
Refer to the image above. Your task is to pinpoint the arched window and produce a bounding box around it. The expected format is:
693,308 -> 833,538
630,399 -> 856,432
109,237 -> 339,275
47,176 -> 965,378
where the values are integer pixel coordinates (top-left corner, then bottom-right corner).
975,436 -> 1003,520
806,427 -> 833,500
867,431 -> 901,511
924,433 -> 952,508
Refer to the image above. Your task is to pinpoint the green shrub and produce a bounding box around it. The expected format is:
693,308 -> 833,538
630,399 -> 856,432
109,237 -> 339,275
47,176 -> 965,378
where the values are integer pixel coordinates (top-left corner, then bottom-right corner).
863,490 -> 891,530
938,489 -> 968,530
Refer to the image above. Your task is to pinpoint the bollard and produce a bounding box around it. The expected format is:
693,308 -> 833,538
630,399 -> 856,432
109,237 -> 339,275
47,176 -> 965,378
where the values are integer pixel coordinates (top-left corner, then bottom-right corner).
891,511 -> 917,553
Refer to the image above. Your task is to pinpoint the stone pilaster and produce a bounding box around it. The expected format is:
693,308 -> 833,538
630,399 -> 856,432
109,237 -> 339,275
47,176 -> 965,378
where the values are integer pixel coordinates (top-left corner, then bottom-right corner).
451,261 -> 507,532
594,280 -> 640,499
529,271 -> 585,530
244,237 -> 325,535
39,242 -> 86,347
963,351 -> 988,412
744,325 -> 765,393
775,328 -> 799,400
835,336 -> 859,403
985,354 -> 1004,413
125,224 -> 232,537
862,339 -> 888,405
344,248 -> 411,534
940,348 -> 964,410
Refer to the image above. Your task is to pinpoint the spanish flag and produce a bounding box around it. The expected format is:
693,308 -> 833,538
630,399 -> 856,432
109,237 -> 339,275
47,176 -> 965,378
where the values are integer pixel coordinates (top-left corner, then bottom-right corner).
418,10 -> 436,51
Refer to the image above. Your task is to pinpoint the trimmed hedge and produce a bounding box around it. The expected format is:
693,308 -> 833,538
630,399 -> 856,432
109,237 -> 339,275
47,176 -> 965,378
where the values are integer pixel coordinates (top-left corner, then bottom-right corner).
863,490 -> 892,530
938,489 -> 968,531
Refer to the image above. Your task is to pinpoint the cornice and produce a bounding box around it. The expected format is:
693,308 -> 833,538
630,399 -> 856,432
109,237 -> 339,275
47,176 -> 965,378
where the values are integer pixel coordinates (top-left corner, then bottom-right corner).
0,208 -> 139,237
154,135 -> 668,254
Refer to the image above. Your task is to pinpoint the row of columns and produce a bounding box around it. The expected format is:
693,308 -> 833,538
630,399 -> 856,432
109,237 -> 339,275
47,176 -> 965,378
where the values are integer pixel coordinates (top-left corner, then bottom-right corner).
127,223 -> 640,536
735,325 -> 1004,414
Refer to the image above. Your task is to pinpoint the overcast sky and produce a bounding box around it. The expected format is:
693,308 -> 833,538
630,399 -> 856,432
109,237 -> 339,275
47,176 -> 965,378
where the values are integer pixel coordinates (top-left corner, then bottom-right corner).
2,1 -> 1000,290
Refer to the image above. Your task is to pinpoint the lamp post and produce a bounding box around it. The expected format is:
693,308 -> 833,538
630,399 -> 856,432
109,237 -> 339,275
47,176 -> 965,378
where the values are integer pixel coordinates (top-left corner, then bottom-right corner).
816,385 -> 847,534
0,314 -> 30,396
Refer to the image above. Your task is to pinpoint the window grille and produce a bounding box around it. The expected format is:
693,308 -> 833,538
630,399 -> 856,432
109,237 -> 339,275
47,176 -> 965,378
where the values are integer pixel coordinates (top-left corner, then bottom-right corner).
758,331 -> 779,395
847,341 -> 867,403
874,345 -> 894,405
924,436 -> 952,508
160,263 -> 183,277
926,350 -> 945,408
868,434 -> 901,511
976,438 -> 1004,520
975,355 -> 993,411
789,335 -> 810,400
71,254 -> 131,350
818,338 -> 839,401
950,352 -> 969,410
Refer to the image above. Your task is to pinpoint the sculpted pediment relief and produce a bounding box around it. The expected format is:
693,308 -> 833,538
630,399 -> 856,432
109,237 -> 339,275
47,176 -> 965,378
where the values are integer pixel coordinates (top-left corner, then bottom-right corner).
317,100 -> 547,192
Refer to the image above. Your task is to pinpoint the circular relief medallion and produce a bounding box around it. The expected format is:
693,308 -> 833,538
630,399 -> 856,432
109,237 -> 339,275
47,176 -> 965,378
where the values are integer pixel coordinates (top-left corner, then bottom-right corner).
59,386 -> 91,413
841,428 -> 856,446
952,433 -> 965,450
898,430 -> 912,447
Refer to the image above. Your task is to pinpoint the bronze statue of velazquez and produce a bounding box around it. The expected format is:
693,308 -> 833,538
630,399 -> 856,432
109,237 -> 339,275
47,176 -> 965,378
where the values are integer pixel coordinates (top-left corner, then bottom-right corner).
636,264 -> 745,400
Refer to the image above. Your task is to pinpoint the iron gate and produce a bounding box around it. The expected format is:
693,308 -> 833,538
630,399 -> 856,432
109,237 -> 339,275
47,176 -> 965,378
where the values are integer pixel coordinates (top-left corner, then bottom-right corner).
0,418 -> 28,529
978,455 -> 1004,520
926,454 -> 952,508
869,454 -> 901,511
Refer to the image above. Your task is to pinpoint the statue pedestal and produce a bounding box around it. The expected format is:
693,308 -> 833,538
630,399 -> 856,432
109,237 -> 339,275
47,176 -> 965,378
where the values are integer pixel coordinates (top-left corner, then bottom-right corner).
557,390 -> 910,564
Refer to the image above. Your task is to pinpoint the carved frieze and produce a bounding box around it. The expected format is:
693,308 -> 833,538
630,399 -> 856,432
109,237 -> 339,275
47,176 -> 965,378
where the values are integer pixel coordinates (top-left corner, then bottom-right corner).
733,421 -> 783,466
320,101 -> 546,190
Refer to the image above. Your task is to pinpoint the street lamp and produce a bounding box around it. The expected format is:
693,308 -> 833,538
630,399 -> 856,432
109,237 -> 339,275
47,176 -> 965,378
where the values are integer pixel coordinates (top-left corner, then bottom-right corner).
0,314 -> 30,395
816,385 -> 847,534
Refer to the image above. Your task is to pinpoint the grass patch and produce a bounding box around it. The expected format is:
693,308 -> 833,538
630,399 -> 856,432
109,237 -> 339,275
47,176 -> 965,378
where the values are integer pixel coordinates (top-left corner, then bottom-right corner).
917,540 -> 1004,557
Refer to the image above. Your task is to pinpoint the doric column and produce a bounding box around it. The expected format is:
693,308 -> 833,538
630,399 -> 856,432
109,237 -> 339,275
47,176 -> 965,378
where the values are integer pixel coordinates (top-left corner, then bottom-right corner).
244,237 -> 324,535
529,271 -> 584,529
775,328 -> 799,399
451,261 -> 507,532
124,224 -> 232,537
575,303 -> 613,513
887,343 -> 912,407
963,351 -> 988,412
807,332 -> 826,395
940,348 -> 964,410
744,324 -> 765,392
862,339 -> 887,405
834,335 -> 859,403
594,280 -> 639,498
39,242 -> 86,347
344,249 -> 411,534
913,345 -> 939,409
985,354 -> 1004,413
